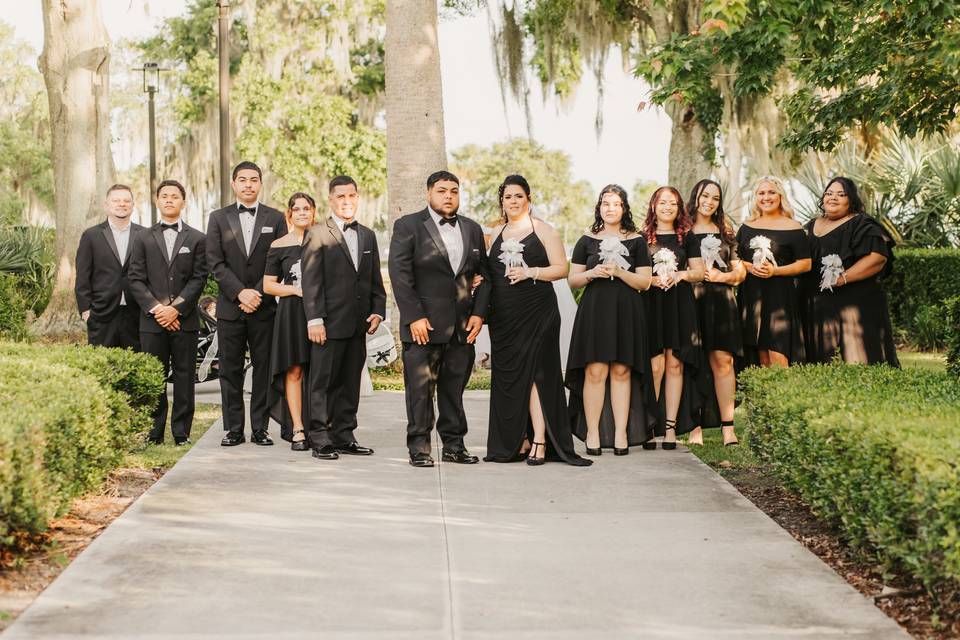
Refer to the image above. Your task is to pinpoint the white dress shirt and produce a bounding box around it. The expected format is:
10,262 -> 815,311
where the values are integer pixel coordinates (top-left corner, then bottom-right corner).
108,219 -> 132,305
237,202 -> 259,255
334,215 -> 359,269
428,206 -> 463,272
151,218 -> 183,314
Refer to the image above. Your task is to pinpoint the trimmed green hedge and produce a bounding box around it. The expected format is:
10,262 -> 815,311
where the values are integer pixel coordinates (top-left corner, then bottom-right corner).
0,272 -> 28,340
883,248 -> 960,347
741,364 -> 960,592
0,343 -> 165,548
947,297 -> 960,379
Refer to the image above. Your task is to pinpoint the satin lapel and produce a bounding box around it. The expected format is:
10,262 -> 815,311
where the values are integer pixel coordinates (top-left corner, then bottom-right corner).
357,224 -> 368,270
455,217 -> 470,275
169,227 -> 189,267
152,226 -> 171,266
100,224 -> 122,265
248,207 -> 266,260
225,206 -> 247,256
421,212 -> 453,275
327,217 -> 356,271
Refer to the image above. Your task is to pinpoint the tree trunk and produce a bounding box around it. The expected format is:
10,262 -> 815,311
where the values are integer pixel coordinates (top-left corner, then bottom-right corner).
385,0 -> 448,224
37,0 -> 115,334
665,100 -> 711,194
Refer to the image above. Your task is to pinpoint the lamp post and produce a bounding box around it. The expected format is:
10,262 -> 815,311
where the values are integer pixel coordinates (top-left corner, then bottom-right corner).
134,62 -> 166,225
217,1 -> 231,206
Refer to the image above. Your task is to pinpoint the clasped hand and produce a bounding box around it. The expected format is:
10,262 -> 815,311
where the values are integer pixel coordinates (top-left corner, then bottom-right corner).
154,305 -> 180,331
652,273 -> 680,290
752,261 -> 778,279
703,267 -> 729,284
507,266 -> 531,285
590,264 -> 616,280
238,288 -> 262,313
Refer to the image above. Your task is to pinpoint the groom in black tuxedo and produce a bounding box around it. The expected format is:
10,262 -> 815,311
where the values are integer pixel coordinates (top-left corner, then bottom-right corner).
388,171 -> 491,468
301,175 -> 387,461
128,180 -> 208,445
206,161 -> 285,446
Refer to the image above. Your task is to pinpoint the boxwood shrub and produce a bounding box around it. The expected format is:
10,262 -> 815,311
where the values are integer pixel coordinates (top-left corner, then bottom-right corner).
740,363 -> 960,592
882,248 -> 960,346
947,297 -> 960,379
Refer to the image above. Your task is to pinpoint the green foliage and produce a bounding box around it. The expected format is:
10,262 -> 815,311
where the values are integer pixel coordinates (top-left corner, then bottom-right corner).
0,273 -> 27,341
741,363 -> 960,592
0,226 -> 55,315
946,298 -> 960,379
450,139 -> 593,243
881,248 -> 960,345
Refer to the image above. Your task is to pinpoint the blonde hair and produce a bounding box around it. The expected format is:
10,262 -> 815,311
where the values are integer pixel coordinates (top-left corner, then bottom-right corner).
749,176 -> 795,221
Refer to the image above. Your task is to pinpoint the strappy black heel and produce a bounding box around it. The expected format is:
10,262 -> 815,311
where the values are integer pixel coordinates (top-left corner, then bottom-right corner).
527,441 -> 546,466
661,418 -> 678,451
291,429 -> 309,451
721,420 -> 740,446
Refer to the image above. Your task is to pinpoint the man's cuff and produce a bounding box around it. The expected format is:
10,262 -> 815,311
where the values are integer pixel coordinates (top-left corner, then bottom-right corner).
307,318 -> 325,327
371,314 -> 384,321
150,304 -> 162,314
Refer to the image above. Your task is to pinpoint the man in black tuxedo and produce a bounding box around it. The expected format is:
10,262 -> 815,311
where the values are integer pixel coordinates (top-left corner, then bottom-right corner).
128,180 -> 209,445
301,176 -> 387,461
388,171 -> 491,468
75,184 -> 145,350
206,161 -> 285,446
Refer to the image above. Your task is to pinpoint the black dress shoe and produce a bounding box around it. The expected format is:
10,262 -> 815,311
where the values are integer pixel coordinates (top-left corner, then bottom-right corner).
291,440 -> 310,451
312,445 -> 339,460
251,431 -> 274,446
221,433 -> 245,447
335,442 -> 374,456
409,452 -> 435,467
175,439 -> 191,447
441,449 -> 479,464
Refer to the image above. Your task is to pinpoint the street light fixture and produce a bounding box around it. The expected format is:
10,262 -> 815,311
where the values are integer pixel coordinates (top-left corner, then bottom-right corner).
133,62 -> 167,225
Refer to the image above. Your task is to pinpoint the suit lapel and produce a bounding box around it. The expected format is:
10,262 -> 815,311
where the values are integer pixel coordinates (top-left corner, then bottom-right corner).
327,217 -> 356,271
170,225 -> 189,266
100,223 -> 122,265
455,217 -> 470,275
152,226 -> 171,266
421,211 -> 454,275
248,206 -> 268,260
225,206 -> 247,256
357,224 -> 368,270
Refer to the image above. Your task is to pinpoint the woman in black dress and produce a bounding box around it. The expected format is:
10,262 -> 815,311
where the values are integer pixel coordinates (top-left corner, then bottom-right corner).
687,180 -> 745,446
804,177 -> 899,366
566,185 -> 656,455
737,176 -> 812,367
484,175 -> 590,467
264,192 -> 316,451
643,186 -> 705,450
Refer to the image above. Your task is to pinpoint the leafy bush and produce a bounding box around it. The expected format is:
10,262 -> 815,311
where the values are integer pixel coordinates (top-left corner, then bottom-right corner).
882,248 -> 960,345
0,358 -> 117,546
741,364 -> 960,592
0,226 -> 55,315
946,297 -> 960,379
912,304 -> 947,351
0,272 -> 27,340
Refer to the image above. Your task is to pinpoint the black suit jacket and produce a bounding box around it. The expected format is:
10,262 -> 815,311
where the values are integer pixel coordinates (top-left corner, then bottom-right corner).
75,220 -> 146,319
128,222 -> 209,333
301,216 -> 387,340
388,209 -> 491,344
205,203 -> 285,321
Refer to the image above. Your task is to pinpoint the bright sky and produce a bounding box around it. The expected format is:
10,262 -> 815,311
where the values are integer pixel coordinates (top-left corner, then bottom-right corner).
9,2 -> 670,194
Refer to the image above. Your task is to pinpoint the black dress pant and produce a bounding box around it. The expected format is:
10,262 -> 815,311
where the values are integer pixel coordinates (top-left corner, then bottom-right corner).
307,331 -> 365,449
141,330 -> 199,443
87,305 -> 140,351
402,340 -> 475,456
217,314 -> 274,436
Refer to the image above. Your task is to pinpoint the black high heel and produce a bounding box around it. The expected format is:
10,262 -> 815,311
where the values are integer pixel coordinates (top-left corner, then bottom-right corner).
585,447 -> 602,456
661,419 -> 678,451
527,441 -> 546,466
641,439 -> 657,450
721,420 -> 740,447
291,430 -> 309,451
614,446 -> 629,456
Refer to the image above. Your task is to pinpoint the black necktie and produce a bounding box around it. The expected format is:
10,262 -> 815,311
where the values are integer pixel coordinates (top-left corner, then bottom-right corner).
439,215 -> 458,227
238,205 -> 256,214
160,222 -> 179,231
343,221 -> 359,231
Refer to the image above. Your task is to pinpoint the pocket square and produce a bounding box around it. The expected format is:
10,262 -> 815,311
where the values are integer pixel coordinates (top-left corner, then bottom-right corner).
261,226 -> 273,233
363,250 -> 371,254
178,246 -> 191,254
472,248 -> 480,253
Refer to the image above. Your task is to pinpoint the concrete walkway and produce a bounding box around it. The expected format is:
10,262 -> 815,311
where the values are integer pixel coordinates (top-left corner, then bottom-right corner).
4,391 -> 907,639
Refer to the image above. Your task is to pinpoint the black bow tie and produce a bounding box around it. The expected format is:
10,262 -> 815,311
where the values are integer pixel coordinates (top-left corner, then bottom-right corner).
343,221 -> 358,231
438,215 -> 458,227
160,222 -> 179,231
238,205 -> 256,214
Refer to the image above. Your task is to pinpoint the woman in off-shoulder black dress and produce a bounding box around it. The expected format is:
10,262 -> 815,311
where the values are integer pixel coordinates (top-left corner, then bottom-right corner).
803,177 -> 899,366
642,186 -> 705,449
566,184 -> 656,455
484,175 -> 590,467
737,177 -> 812,367
687,179 -> 745,447
263,192 -> 316,451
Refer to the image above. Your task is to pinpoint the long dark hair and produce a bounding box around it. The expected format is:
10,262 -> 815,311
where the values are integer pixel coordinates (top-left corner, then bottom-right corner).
591,184 -> 636,234
643,186 -> 690,244
817,176 -> 866,217
686,179 -> 734,243
498,174 -> 532,223
286,191 -> 316,211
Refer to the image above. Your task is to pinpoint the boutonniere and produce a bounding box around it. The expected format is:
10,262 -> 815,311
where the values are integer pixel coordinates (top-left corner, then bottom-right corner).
700,235 -> 727,271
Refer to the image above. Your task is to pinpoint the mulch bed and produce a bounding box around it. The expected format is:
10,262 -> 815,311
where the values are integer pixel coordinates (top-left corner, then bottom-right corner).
723,467 -> 960,639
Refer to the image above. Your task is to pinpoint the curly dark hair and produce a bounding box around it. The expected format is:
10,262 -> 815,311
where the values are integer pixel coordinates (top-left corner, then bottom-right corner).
643,186 -> 690,244
686,179 -> 734,243
817,176 -> 866,217
498,174 -> 532,223
591,184 -> 636,234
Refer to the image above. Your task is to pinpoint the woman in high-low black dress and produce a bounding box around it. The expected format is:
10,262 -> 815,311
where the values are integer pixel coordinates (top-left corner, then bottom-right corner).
737,177 -> 812,367
264,192 -> 315,451
566,184 -> 657,455
803,177 -> 899,366
687,180 -> 745,447
642,186 -> 705,450
484,175 -> 590,467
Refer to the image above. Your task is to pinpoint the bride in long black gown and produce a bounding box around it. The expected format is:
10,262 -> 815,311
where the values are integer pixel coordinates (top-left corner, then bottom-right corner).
483,175 -> 591,467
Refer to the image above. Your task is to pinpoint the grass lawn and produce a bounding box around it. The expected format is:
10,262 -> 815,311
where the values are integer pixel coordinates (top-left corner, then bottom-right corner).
121,404 -> 221,471
371,367 -> 491,391
898,350 -> 947,372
